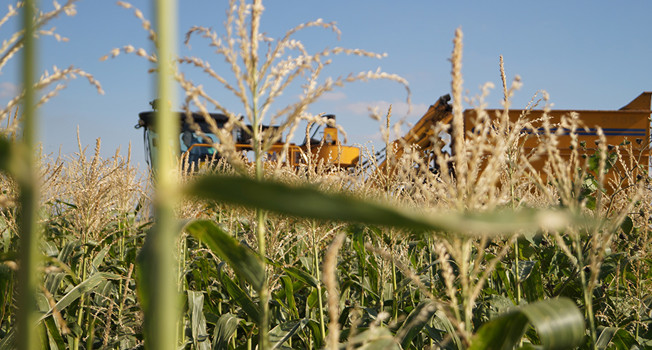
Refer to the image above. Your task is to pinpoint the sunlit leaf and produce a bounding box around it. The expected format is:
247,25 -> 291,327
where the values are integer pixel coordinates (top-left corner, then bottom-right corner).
269,319 -> 309,349
91,245 -> 111,274
431,310 -> 464,349
212,313 -> 242,350
188,290 -> 212,350
38,272 -> 121,322
43,315 -> 66,350
596,326 -> 640,350
185,220 -> 265,293
469,297 -> 584,350
283,266 -> 318,288
349,326 -> 399,350
186,175 -> 584,236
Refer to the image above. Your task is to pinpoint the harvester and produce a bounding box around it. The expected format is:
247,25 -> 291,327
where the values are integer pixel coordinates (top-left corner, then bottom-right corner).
136,108 -> 360,171
379,92 -> 651,179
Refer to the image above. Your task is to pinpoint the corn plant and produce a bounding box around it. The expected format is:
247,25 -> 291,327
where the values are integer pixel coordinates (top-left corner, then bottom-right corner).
3,1 -> 652,349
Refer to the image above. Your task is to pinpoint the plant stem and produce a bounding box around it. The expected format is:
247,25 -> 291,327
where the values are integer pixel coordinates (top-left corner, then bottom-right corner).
312,222 -> 326,337
177,235 -> 187,346
251,63 -> 270,350
391,258 -> 398,321
85,311 -> 95,350
16,1 -> 40,349
574,233 -> 597,349
146,1 -> 180,349
514,241 -> 521,304
72,245 -> 88,350
249,2 -> 270,343
509,166 -> 521,307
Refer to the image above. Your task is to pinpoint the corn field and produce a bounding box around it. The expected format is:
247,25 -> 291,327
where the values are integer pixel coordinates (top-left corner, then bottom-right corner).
1,1 -> 651,349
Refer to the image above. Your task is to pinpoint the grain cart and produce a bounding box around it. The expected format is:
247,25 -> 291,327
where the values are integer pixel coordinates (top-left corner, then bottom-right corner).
380,92 -> 651,179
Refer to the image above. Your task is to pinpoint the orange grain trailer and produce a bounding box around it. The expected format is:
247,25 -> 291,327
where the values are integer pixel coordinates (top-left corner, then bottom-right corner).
381,92 -> 651,182
463,92 -> 651,178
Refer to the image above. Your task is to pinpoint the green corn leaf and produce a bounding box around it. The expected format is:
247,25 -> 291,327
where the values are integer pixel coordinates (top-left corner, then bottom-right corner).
186,174 -> 582,236
595,326 -> 640,350
43,315 -> 66,350
619,216 -> 633,236
396,299 -> 438,348
283,266 -> 318,288
305,319 -> 324,349
469,297 -> 584,350
0,263 -> 13,324
431,310 -> 463,350
185,220 -> 265,293
520,261 -> 545,303
220,271 -> 261,323
188,290 -> 212,350
596,327 -> 618,350
212,313 -> 242,350
349,326 -> 400,350
38,272 -> 121,322
279,275 -> 299,319
91,245 -> 111,275
269,319 -> 309,349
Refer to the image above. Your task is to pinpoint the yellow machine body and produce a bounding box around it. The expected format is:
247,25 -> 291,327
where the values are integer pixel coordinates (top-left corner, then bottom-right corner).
182,126 -> 359,169
381,92 -> 651,179
463,92 -> 651,177
137,110 -> 359,171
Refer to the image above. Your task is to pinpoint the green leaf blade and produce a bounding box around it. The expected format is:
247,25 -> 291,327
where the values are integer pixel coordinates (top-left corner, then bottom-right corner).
470,297 -> 584,350
186,175 -> 581,236
185,220 -> 265,293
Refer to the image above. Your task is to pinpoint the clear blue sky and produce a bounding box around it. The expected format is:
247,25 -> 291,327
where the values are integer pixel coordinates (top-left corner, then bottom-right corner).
1,0 -> 651,170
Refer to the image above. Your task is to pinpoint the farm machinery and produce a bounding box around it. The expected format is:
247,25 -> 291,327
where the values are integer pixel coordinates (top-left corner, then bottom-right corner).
136,108 -> 360,171
137,92 -> 651,178
379,91 -> 651,178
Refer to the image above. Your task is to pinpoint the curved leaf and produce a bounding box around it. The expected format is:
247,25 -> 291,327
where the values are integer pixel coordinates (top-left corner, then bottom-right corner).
283,266 -> 318,288
188,290 -> 212,350
37,272 -> 121,322
596,327 -> 640,350
469,297 -> 584,350
270,319 -> 309,349
349,326 -> 400,350
185,220 -> 265,293
186,174 -> 583,236
396,299 -> 438,348
278,275 -> 299,319
43,315 -> 66,350
212,313 -> 242,350
220,271 -> 261,323
305,319 -> 324,349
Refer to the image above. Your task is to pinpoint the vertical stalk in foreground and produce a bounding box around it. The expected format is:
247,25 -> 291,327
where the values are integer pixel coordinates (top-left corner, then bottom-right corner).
324,234 -> 345,350
145,0 -> 180,349
311,222 -> 326,338
500,55 -> 522,307
248,1 -> 270,348
16,1 -> 40,349
450,28 -> 466,209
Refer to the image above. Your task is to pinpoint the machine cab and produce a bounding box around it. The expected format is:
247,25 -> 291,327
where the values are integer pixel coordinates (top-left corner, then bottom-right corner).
136,110 -> 229,170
